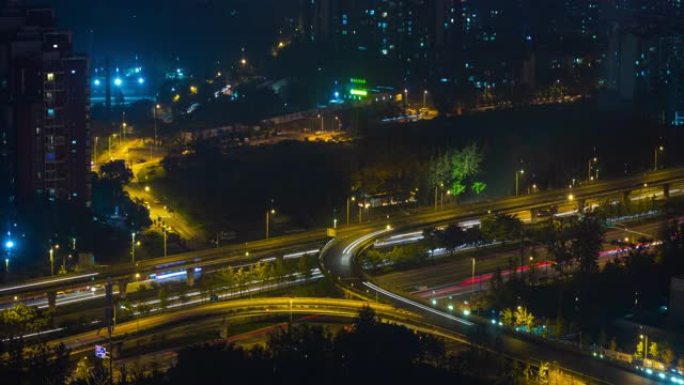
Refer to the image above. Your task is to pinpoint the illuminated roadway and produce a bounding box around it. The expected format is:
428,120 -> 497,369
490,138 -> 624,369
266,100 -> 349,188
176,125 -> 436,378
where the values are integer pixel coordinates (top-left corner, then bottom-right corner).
3,166 -> 684,302
48,297 -> 446,354
318,168 -> 684,385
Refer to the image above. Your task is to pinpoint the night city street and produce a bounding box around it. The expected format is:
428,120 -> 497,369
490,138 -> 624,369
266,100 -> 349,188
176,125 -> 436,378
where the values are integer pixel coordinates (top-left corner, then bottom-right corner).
2,1 -> 684,384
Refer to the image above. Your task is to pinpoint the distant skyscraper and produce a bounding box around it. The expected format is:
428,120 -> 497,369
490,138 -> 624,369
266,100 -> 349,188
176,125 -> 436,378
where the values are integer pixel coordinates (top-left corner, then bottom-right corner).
0,4 -> 91,208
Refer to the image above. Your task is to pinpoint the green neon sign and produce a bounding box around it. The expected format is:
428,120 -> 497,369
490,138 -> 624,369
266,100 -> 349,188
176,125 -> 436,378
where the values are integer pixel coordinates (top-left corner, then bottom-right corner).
350,89 -> 368,97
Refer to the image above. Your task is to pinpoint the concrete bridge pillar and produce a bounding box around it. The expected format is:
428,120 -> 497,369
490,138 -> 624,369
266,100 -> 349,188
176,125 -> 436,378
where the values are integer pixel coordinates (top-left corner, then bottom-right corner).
664,183 -> 671,199
622,190 -> 631,204
186,268 -> 195,287
529,208 -> 539,223
576,199 -> 586,212
47,291 -> 56,327
47,291 -> 57,313
117,278 -> 129,300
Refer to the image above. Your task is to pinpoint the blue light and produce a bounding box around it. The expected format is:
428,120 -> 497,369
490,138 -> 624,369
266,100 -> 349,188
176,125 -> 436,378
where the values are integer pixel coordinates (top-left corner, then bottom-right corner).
114,78 -> 122,87
93,79 -> 101,86
4,240 -> 14,249
137,77 -> 145,85
334,91 -> 340,98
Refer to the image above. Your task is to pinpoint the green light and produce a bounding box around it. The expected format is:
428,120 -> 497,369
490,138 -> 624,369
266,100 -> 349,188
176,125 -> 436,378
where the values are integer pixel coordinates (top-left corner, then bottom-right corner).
350,78 -> 367,85
350,89 -> 368,97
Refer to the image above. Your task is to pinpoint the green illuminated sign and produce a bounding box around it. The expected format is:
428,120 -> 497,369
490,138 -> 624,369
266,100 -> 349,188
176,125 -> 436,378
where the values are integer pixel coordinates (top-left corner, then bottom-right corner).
350,89 -> 368,97
350,78 -> 367,85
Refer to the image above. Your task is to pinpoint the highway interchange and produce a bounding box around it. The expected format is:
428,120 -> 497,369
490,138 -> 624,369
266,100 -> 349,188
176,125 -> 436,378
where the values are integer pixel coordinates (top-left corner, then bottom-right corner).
6,166 -> 684,384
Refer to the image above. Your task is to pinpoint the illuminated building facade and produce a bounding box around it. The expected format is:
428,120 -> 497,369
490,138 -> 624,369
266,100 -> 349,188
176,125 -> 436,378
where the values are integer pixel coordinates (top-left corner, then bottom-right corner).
0,4 -> 91,208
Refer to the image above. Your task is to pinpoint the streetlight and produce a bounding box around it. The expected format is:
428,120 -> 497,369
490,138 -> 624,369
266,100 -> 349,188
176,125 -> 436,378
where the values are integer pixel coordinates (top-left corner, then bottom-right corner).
49,244 -> 59,276
265,208 -> 276,240
640,334 -> 650,367
588,157 -> 598,181
131,232 -> 136,264
404,88 -> 409,114
153,104 -> 161,148
654,145 -> 664,171
346,196 -> 356,226
316,114 -> 324,132
423,90 -> 428,109
93,136 -> 98,166
162,226 -> 168,257
4,238 -> 14,272
515,169 -> 525,196
108,133 -> 118,160
359,202 -> 369,223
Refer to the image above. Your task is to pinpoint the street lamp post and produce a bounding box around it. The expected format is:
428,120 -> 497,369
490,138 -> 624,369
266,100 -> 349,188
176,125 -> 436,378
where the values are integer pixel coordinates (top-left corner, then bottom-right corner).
93,136 -> 98,165
588,157 -> 598,181
162,227 -> 167,257
153,104 -> 160,148
423,90 -> 428,109
49,245 -> 59,276
359,203 -> 370,223
317,114 -> 324,132
131,232 -> 136,264
404,89 -> 409,114
4,238 -> 14,272
346,196 -> 355,226
265,208 -> 276,240
640,334 -> 649,367
440,183 -> 445,208
654,145 -> 664,171
515,169 -> 525,196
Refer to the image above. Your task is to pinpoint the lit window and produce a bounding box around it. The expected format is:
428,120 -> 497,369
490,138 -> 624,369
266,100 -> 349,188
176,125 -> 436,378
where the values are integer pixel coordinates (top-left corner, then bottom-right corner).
46,73 -> 54,81
47,108 -> 55,117
52,44 -> 58,49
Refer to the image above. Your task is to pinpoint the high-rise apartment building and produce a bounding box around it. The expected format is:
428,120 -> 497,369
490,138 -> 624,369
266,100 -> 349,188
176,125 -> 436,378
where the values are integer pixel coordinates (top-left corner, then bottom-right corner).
0,4 -> 91,208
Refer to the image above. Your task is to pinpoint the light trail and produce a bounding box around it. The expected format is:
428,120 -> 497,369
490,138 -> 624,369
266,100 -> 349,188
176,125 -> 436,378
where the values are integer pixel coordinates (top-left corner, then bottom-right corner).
0,272 -> 99,293
362,281 -> 473,326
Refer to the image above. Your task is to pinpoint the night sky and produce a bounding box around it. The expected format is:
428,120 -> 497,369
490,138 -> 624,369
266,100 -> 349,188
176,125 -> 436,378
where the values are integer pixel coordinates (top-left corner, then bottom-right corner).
31,0 -> 297,69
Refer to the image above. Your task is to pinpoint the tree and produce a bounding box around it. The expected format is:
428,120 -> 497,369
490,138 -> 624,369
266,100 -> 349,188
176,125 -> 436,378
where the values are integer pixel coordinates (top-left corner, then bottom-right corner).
501,308 -> 515,326
440,224 -> 466,255
99,160 -> 133,185
635,339 -> 645,360
487,267 -> 507,309
0,304 -> 47,340
569,213 -> 605,273
471,181 -> 487,195
649,342 -> 659,362
481,214 -> 522,243
216,266 -> 236,294
662,344 -> 675,368
536,220 -> 573,274
451,143 -> 483,182
514,306 -> 535,330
